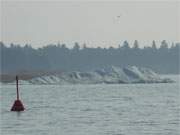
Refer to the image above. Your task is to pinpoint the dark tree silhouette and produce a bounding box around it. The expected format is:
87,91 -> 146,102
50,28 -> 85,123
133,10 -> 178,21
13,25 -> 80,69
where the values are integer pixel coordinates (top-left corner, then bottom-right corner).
0,40 -> 179,75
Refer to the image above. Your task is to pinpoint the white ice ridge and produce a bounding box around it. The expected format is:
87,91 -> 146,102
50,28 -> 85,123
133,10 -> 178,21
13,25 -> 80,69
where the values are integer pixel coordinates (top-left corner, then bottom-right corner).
24,66 -> 173,85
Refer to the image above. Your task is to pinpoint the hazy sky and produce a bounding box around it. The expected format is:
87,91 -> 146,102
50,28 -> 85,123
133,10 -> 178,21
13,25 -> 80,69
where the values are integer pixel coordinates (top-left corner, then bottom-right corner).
1,1 -> 180,48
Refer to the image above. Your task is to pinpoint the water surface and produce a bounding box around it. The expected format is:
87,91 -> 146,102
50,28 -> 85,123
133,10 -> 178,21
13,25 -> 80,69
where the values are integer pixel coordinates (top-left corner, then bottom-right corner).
0,75 -> 179,135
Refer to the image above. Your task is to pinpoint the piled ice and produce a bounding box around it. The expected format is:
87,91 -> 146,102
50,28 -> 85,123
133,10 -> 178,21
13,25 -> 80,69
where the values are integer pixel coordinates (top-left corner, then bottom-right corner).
26,66 -> 173,84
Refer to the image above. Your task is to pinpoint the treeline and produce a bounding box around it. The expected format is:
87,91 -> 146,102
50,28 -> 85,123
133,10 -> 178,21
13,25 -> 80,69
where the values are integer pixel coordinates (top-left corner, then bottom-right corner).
0,40 -> 180,74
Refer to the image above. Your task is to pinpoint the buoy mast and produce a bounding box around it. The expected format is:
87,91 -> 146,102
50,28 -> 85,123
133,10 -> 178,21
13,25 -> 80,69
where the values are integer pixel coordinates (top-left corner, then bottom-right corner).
16,76 -> 19,100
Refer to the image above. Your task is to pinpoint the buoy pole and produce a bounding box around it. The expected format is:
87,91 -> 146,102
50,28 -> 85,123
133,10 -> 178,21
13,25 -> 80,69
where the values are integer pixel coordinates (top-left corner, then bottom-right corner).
16,76 -> 19,100
11,75 -> 25,111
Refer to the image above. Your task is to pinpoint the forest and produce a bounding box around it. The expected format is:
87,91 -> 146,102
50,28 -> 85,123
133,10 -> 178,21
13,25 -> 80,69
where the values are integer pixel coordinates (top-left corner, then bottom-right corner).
0,40 -> 179,76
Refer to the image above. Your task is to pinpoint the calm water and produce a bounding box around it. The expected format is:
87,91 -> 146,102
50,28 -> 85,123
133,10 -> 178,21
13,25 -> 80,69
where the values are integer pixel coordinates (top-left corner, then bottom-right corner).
0,75 -> 179,135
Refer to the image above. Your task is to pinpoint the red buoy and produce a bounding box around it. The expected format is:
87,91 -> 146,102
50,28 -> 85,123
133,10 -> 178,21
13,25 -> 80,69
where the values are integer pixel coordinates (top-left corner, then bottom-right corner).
11,76 -> 25,111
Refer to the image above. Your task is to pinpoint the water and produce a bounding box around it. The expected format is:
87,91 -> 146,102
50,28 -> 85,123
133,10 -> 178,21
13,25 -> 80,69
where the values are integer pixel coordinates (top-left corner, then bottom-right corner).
0,75 -> 179,135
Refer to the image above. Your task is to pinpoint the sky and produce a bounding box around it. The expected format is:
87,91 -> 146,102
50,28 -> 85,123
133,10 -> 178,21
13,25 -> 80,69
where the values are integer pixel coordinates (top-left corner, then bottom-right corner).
0,0 -> 180,48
